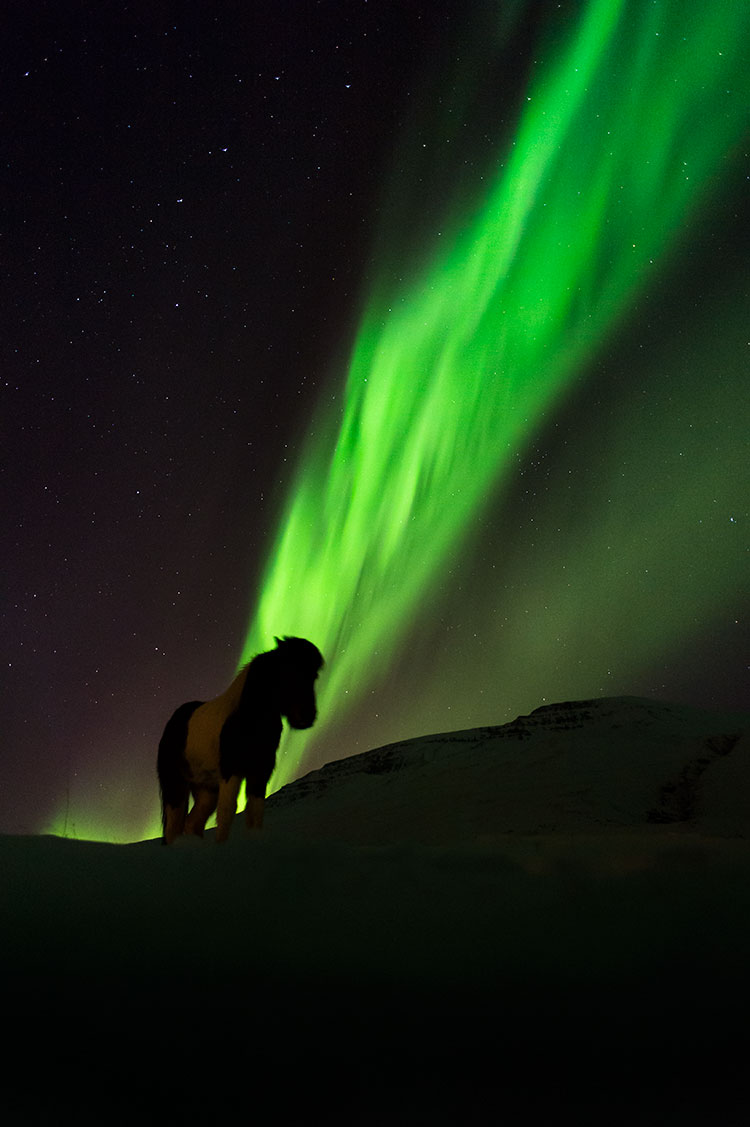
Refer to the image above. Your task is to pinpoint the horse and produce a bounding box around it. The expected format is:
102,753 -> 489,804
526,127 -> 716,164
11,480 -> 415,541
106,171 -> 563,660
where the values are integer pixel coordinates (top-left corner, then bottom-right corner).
157,636 -> 324,843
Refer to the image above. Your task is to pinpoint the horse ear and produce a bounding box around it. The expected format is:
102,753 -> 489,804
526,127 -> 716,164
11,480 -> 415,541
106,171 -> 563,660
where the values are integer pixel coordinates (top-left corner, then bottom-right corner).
274,636 -> 282,647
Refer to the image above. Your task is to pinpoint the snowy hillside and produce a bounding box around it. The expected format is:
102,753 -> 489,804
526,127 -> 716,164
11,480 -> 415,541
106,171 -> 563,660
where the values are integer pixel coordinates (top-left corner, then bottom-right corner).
3,696 -> 750,1125
263,695 -> 750,843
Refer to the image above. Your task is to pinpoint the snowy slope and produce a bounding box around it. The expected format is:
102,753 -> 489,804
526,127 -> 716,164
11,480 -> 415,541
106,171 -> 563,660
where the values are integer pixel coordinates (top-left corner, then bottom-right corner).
263,695 -> 750,843
3,696 -> 750,1125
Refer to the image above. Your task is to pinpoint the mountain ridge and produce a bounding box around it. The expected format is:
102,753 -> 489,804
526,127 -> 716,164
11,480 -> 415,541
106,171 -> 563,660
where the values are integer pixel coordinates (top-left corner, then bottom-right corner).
262,695 -> 750,845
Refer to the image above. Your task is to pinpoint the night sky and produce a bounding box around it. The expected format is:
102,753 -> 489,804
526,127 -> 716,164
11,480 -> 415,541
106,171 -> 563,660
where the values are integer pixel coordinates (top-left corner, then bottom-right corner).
3,1 -> 748,841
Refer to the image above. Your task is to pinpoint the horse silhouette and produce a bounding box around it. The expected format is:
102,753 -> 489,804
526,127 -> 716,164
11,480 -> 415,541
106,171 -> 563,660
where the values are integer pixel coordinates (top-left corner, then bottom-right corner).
157,636 -> 324,843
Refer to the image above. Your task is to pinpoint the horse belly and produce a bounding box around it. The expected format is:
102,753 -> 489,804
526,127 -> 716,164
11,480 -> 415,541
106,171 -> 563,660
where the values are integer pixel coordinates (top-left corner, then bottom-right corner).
184,699 -> 225,786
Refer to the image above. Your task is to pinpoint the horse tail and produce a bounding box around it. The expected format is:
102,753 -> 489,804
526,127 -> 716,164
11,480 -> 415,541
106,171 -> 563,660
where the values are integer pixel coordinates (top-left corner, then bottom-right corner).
157,700 -> 203,842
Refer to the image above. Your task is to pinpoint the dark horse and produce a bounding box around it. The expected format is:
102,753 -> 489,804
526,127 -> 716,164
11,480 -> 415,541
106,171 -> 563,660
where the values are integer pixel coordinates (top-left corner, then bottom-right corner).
157,636 -> 324,843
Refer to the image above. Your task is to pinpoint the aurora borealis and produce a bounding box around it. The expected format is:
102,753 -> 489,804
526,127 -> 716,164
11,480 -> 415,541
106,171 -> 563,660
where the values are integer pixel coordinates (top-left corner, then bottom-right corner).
240,0 -> 750,791
3,1 -> 748,842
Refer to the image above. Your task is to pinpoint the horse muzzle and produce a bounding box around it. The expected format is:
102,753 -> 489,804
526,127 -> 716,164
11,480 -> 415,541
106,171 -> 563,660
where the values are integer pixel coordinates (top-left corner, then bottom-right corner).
286,707 -> 317,730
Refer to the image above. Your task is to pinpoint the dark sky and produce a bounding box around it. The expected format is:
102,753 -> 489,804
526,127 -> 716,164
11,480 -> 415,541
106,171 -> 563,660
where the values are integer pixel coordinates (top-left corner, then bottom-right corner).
3,1 -> 748,840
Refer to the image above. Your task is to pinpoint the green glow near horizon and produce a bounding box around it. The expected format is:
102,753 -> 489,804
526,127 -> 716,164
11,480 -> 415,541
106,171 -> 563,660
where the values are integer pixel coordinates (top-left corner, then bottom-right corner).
46,0 -> 747,844
238,0 -> 749,794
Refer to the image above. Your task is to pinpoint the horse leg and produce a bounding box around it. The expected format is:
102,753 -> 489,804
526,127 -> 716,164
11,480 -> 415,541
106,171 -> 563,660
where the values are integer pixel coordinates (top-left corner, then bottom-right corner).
185,786 -> 218,837
163,799 -> 188,844
245,793 -> 265,831
216,775 -> 242,843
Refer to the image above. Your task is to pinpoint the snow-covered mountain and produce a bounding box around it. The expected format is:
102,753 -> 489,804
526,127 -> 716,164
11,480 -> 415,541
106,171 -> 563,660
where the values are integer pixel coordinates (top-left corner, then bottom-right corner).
264,695 -> 750,843
3,696 -> 750,1125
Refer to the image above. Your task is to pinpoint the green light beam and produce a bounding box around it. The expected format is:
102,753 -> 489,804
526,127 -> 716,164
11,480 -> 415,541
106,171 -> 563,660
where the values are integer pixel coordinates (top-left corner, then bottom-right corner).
239,0 -> 748,790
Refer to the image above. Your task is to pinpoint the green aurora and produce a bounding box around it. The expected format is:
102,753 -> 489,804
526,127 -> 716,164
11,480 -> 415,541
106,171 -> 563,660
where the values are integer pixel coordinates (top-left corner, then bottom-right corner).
237,0 -> 749,794
45,0 -> 748,843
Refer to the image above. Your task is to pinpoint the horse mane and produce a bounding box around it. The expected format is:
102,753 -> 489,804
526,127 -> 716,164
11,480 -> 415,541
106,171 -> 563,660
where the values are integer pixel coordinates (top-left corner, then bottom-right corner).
237,636 -> 324,711
242,636 -> 324,674
272,635 -> 325,669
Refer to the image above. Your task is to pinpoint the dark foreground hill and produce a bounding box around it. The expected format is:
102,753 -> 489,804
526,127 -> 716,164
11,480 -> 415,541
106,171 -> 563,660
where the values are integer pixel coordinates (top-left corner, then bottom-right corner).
3,696 -> 750,1124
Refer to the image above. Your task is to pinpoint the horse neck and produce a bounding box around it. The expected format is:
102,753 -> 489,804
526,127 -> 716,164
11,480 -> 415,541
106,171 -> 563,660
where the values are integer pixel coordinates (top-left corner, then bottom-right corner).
216,667 -> 252,714
237,651 -> 279,715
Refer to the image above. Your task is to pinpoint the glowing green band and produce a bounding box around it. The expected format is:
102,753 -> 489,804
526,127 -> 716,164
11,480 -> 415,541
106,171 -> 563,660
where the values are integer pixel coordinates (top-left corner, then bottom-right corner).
238,0 -> 748,792
46,0 -> 747,841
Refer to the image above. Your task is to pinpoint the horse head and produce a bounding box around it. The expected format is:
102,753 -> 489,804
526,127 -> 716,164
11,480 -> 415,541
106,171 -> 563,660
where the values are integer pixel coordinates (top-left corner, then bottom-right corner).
273,636 -> 324,729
